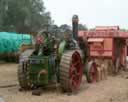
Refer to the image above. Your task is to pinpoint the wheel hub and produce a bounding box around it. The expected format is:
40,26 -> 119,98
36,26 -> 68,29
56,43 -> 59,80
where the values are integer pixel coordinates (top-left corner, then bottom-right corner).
69,51 -> 83,91
89,63 -> 97,82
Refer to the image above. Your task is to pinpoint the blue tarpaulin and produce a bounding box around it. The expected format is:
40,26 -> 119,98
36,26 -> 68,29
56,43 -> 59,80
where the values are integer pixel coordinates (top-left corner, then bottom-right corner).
0,32 -> 32,53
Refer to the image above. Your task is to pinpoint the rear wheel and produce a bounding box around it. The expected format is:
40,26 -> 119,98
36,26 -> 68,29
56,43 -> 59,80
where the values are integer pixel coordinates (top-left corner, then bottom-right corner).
60,51 -> 83,92
18,60 -> 30,89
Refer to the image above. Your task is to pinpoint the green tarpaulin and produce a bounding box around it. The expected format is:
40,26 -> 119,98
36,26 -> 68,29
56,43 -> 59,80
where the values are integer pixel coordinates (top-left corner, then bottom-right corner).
0,32 -> 32,53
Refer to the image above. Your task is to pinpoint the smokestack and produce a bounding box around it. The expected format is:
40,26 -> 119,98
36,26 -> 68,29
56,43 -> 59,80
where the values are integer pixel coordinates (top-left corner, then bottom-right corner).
72,15 -> 79,40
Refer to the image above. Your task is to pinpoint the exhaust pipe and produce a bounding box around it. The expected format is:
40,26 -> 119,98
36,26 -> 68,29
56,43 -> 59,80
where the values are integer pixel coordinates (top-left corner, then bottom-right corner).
72,15 -> 79,40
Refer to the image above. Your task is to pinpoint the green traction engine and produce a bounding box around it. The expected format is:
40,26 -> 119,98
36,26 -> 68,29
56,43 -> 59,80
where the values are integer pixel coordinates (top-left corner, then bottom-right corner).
18,15 -> 90,92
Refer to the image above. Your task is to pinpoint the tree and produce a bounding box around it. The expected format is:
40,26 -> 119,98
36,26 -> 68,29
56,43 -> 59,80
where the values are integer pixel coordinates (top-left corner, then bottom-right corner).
59,24 -> 71,32
0,0 -> 52,33
90,28 -> 95,31
78,24 -> 88,30
59,24 -> 72,38
49,24 -> 59,37
120,29 -> 128,31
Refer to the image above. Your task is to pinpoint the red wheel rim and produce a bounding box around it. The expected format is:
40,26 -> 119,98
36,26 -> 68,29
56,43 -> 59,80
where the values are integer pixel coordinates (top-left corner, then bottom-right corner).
89,63 -> 97,82
69,51 -> 83,91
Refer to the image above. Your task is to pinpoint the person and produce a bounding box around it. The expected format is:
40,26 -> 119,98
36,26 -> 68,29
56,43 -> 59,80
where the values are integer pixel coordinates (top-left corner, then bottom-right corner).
64,33 -> 70,41
77,36 -> 90,63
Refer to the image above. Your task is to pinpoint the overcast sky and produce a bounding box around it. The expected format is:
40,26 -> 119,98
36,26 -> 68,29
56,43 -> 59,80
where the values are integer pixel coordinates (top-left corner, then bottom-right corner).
45,0 -> 128,28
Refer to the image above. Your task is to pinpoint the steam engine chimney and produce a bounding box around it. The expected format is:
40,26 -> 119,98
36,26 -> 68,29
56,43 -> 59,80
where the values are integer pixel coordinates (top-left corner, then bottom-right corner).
72,15 -> 79,40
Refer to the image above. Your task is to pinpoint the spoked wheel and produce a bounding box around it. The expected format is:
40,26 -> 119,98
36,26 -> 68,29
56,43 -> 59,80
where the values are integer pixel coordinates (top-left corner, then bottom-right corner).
60,51 -> 83,92
86,61 -> 98,83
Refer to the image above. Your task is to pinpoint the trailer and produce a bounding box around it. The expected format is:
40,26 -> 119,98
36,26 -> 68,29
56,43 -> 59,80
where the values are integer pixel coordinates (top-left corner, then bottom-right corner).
79,26 -> 128,81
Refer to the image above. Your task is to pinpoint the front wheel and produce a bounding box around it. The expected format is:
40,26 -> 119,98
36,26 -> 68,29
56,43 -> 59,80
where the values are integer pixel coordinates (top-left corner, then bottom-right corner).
18,59 -> 31,89
115,57 -> 120,74
85,61 -> 98,83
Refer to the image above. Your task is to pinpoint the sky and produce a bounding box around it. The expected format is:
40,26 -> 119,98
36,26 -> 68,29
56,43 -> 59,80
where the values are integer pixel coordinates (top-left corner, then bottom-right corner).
44,0 -> 128,29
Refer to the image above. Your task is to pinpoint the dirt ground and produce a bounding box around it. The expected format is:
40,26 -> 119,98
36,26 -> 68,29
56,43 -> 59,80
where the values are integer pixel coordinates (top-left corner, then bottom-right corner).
0,63 -> 128,102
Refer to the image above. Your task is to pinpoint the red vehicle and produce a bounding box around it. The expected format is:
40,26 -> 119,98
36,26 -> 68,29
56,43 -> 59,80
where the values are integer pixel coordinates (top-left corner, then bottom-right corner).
79,26 -> 128,78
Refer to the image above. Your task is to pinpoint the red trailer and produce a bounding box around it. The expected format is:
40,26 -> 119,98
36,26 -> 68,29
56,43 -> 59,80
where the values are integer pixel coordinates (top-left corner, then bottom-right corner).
79,26 -> 128,81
